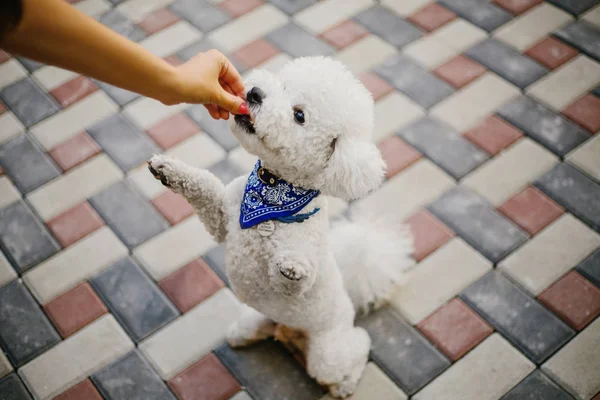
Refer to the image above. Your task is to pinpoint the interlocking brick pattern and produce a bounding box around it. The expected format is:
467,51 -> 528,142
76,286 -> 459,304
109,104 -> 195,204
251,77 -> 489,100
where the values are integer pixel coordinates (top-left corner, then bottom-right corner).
0,0 -> 599,399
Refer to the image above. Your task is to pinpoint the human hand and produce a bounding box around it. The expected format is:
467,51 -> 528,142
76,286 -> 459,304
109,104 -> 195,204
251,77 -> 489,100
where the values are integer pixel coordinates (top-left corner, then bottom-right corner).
166,49 -> 248,120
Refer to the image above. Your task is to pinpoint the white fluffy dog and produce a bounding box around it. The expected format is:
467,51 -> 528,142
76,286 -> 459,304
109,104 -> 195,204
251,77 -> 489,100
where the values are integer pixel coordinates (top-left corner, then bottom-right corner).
148,56 -> 414,398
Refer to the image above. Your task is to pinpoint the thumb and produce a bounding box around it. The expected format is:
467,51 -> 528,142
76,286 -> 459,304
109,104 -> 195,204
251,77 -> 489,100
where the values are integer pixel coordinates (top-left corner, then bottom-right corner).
214,88 -> 246,114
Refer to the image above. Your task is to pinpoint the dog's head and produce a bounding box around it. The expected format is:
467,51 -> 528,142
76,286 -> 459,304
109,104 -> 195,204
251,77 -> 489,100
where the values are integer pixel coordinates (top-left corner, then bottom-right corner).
230,56 -> 385,200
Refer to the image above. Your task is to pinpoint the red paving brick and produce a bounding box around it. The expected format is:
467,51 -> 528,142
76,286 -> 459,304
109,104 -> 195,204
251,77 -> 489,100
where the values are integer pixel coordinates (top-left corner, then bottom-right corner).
50,76 -> 98,108
493,0 -> 543,14
525,36 -> 578,70
44,283 -> 108,338
408,3 -> 457,32
433,55 -> 487,89
146,113 -> 200,150
418,298 -> 493,361
137,8 -> 180,35
463,116 -> 523,155
405,210 -> 455,261
152,190 -> 195,225
320,20 -> 369,49
539,270 -> 600,331
359,72 -> 395,101
498,186 -> 564,236
562,94 -> 600,133
219,0 -> 263,17
53,379 -> 103,400
232,39 -> 279,68
48,132 -> 102,172
168,353 -> 240,400
378,136 -> 422,179
47,201 -> 105,247
160,259 -> 224,313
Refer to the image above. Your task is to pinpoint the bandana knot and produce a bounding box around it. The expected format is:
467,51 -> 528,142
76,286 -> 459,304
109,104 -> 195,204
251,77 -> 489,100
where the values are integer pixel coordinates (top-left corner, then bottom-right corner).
239,161 -> 320,229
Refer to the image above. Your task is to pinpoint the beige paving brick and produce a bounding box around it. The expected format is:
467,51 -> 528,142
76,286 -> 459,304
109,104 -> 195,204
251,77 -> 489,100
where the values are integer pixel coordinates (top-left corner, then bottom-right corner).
391,238 -> 492,324
494,4 -> 572,52
140,21 -> 202,58
0,112 -> 25,144
255,53 -> 293,74
428,19 -> 488,53
0,59 -> 27,90
228,146 -> 257,174
0,251 -> 17,289
74,0 -> 111,17
527,55 -> 600,111
461,138 -> 559,206
134,216 -> 216,280
499,213 -> 600,296
335,35 -> 397,75
32,66 -> 78,92
382,0 -> 431,16
373,92 -> 425,143
543,317 -> 600,400
294,0 -> 372,34
566,134 -> 600,182
0,176 -> 21,209
128,162 -> 168,200
209,5 -> 288,53
139,288 -> 241,379
29,91 -> 118,150
354,159 -> 455,221
430,72 -> 520,132
166,133 -> 226,170
582,4 -> 600,27
413,333 -> 535,400
19,315 -> 134,400
26,154 -> 123,221
320,362 -> 408,400
23,226 -> 128,304
0,348 -> 12,379
230,392 -> 253,400
123,96 -> 190,130
403,36 -> 457,70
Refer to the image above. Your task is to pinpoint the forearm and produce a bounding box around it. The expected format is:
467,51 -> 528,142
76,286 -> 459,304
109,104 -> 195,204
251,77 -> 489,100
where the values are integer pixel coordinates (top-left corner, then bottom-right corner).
1,0 -> 181,104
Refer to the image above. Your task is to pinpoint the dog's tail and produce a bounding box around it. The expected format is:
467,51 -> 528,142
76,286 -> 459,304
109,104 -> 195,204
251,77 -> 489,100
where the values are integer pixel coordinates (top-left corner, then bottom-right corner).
330,210 -> 415,317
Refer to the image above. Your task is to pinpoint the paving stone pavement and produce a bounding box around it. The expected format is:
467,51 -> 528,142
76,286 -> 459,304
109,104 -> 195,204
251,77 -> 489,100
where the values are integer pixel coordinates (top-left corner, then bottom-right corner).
1,0 -> 600,398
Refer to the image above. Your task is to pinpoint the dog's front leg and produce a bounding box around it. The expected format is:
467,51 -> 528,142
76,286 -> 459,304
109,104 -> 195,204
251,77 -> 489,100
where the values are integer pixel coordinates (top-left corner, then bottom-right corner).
148,154 -> 227,243
268,251 -> 317,297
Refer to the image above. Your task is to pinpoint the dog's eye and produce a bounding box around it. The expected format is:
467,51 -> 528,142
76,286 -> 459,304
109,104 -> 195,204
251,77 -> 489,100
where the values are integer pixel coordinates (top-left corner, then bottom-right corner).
293,109 -> 305,125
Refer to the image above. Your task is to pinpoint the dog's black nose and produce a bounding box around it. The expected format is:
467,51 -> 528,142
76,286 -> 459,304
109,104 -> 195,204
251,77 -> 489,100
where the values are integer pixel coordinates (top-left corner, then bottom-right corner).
246,87 -> 265,105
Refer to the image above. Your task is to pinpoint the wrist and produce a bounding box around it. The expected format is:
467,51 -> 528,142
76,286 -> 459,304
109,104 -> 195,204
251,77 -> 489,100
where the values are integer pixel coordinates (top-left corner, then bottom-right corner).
158,63 -> 185,105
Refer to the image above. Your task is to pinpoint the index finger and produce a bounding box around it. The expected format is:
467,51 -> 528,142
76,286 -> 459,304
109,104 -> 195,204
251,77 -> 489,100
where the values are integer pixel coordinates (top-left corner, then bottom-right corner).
219,57 -> 246,98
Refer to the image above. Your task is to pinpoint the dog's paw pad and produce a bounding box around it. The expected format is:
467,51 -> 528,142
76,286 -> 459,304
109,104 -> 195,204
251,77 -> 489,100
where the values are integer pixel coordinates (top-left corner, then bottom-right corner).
147,156 -> 174,187
279,263 -> 306,281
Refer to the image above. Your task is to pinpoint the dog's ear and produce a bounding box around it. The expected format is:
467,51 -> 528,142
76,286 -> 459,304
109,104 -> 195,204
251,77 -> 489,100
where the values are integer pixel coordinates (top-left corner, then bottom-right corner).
322,136 -> 386,200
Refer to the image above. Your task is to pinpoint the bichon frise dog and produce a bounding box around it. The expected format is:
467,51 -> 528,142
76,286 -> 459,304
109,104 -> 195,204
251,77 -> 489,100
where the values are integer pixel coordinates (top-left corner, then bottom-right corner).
148,56 -> 414,398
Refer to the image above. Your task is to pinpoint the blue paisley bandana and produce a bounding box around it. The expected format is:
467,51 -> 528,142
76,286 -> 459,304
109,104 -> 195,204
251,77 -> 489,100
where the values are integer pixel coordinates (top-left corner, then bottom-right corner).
240,160 -> 320,229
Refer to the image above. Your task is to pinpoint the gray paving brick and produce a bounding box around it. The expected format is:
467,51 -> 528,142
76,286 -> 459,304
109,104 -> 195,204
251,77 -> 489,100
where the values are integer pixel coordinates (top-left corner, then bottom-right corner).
427,187 -> 528,263
266,23 -> 335,58
0,280 -> 60,366
95,80 -> 139,106
170,0 -> 230,32
0,78 -> 59,127
99,10 -> 146,42
461,271 -> 575,364
501,370 -> 575,400
577,249 -> 600,288
398,117 -> 488,179
354,6 -> 423,48
554,21 -> 600,62
203,245 -> 229,286
547,0 -> 599,15
465,40 -> 549,89
0,134 -> 61,193
497,96 -> 590,157
357,307 -> 450,395
15,58 -> 43,72
176,39 -> 218,62
209,159 -> 244,185
268,0 -> 316,14
186,105 -> 238,151
88,114 -> 159,172
374,55 -> 454,108
592,85 -> 600,98
215,341 -> 325,400
0,373 -> 33,400
92,350 -> 176,400
0,201 -> 59,273
438,0 -> 513,31
90,257 -> 178,342
90,181 -> 168,248
534,163 -> 600,231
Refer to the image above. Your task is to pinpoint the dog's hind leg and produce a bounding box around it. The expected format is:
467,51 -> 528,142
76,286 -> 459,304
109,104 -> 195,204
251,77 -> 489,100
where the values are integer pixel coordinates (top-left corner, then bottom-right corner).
226,304 -> 276,347
148,154 -> 228,243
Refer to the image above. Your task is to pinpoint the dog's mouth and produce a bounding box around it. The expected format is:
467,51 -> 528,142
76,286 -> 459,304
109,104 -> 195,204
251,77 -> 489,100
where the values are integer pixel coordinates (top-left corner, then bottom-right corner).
234,113 -> 256,134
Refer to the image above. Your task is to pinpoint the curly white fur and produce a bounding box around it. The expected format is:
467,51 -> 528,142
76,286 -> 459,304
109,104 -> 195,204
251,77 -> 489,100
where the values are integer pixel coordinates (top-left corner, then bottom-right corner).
148,56 -> 414,398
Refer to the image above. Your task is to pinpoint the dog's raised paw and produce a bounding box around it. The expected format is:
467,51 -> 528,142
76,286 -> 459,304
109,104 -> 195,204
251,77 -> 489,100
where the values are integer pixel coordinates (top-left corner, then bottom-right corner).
279,262 -> 306,281
147,155 -> 175,187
